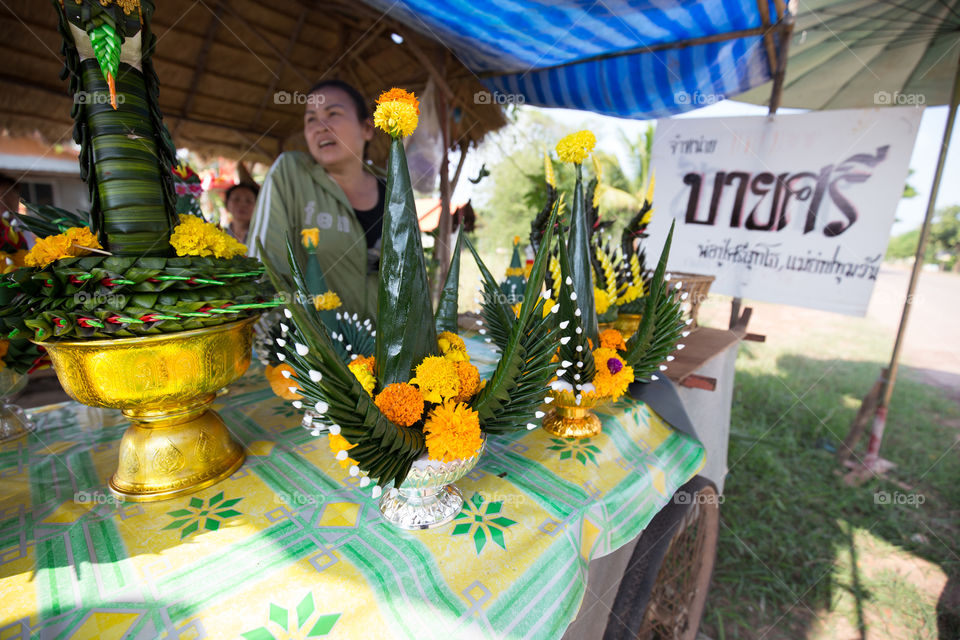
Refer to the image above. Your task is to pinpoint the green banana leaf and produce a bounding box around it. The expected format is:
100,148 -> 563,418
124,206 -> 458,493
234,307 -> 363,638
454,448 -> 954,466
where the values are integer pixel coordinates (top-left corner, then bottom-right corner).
434,230 -> 463,335
568,163 -> 598,345
375,138 -> 438,385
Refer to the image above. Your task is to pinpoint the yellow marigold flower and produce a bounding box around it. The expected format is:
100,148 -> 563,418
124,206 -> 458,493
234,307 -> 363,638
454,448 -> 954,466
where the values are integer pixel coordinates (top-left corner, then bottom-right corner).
438,331 -> 469,362
313,291 -> 342,311
424,401 -> 482,463
599,328 -> 627,351
411,355 -> 460,404
328,432 -> 357,469
170,214 -> 246,259
24,227 -> 102,268
374,382 -> 425,427
265,363 -> 301,400
301,228 -> 320,249
453,361 -> 481,403
374,88 -> 419,138
594,287 -> 611,315
555,130 -> 596,164
348,359 -> 377,396
591,347 -> 634,401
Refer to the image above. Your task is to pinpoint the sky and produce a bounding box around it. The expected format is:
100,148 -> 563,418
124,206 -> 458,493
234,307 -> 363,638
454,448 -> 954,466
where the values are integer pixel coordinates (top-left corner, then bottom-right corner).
453,100 -> 959,238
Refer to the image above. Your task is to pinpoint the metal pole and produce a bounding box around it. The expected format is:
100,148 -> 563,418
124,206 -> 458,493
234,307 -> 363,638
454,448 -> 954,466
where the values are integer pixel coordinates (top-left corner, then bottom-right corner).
861,56 -> 960,466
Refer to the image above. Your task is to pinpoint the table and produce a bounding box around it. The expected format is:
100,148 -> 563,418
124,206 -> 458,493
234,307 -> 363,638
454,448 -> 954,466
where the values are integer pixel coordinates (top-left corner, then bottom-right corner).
0,355 -> 704,639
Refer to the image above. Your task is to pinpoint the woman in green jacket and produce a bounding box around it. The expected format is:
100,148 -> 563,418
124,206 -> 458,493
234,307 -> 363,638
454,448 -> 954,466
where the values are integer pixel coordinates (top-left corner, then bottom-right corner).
248,80 -> 384,318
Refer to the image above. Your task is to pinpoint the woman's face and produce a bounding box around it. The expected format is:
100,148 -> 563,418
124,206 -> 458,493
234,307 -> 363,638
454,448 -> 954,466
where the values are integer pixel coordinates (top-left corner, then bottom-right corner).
304,86 -> 373,171
226,187 -> 257,226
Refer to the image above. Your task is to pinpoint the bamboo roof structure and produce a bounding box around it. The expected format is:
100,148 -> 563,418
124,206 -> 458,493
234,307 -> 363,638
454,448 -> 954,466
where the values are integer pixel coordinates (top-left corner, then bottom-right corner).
0,0 -> 507,165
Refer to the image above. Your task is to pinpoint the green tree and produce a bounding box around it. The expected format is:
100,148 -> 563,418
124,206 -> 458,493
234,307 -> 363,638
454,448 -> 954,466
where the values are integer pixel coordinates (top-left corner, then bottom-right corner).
930,204 -> 960,271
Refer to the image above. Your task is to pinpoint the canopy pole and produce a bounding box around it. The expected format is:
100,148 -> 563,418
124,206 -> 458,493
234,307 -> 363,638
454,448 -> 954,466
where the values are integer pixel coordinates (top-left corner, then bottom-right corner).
840,54 -> 960,474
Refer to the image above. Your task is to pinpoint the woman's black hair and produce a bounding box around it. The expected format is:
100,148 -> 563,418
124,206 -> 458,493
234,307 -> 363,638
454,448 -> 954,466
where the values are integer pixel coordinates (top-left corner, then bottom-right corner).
225,182 -> 259,203
306,79 -> 371,122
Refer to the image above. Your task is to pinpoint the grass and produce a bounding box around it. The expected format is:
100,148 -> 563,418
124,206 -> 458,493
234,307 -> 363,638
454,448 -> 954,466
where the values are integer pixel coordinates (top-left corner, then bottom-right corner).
696,297 -> 960,639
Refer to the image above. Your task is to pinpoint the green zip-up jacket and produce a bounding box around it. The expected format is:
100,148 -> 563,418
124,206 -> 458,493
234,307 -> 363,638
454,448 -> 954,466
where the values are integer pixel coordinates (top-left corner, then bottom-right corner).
248,151 -> 379,318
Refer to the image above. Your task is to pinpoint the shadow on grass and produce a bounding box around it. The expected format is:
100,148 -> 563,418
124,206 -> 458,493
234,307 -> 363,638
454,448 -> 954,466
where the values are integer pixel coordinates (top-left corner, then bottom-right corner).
701,349 -> 960,640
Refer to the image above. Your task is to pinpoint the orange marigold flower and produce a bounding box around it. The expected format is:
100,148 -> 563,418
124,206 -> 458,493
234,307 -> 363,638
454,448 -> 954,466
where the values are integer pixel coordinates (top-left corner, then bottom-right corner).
424,401 -> 482,463
328,432 -> 357,469
374,382 -> 425,427
599,328 -> 627,351
453,361 -> 481,402
265,363 -> 301,400
376,88 -> 420,112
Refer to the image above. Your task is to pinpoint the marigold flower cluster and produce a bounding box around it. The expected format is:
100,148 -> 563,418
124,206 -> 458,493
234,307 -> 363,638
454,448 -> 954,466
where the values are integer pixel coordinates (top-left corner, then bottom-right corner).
24,227 -> 102,268
373,88 -> 420,138
170,214 -> 246,259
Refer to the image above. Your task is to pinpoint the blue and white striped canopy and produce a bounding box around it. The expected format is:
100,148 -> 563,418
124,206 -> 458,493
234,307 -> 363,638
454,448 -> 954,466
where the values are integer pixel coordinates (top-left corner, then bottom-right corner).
358,0 -> 785,119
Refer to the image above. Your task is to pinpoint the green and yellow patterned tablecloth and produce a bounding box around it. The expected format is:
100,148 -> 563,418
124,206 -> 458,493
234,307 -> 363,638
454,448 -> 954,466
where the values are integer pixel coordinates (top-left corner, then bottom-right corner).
0,356 -> 704,639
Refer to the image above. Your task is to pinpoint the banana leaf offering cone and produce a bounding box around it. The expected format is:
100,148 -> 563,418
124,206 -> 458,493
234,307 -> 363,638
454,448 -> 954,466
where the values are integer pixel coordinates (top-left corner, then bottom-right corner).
262,89 -> 564,521
0,0 -> 278,343
0,0 -> 280,502
537,131 -> 686,438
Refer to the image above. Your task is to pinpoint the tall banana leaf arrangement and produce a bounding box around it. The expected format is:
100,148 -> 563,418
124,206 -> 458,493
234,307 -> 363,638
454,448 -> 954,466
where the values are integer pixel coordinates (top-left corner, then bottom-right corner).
0,0 -> 279,501
538,131 -> 686,439
608,176 -> 657,335
262,88 -> 562,530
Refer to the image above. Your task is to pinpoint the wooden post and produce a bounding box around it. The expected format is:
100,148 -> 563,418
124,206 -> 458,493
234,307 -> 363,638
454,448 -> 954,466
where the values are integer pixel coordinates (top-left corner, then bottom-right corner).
435,59 -> 453,303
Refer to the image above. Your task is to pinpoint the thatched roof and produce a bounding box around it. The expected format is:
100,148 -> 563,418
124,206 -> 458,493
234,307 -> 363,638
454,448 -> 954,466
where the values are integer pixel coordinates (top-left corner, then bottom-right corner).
0,0 -> 507,165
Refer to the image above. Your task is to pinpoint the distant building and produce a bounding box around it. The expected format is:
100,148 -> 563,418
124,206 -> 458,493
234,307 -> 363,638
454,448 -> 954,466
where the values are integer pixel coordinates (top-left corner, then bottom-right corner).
0,133 -> 88,213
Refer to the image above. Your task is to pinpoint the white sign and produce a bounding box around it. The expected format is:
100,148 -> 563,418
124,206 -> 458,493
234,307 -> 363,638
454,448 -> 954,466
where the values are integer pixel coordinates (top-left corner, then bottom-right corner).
647,108 -> 923,316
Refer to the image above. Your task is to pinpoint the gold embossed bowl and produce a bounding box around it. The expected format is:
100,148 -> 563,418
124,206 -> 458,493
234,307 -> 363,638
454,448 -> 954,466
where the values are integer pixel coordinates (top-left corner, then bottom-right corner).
542,389 -> 609,439
38,317 -> 255,502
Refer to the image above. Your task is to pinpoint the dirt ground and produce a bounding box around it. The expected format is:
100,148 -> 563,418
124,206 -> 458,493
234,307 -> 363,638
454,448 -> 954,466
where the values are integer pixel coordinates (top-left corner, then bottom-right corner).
699,265 -> 960,398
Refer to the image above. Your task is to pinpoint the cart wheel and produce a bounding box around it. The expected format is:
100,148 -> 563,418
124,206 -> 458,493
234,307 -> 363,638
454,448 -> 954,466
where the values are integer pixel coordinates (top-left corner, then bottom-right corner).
638,481 -> 719,640
603,476 -> 719,640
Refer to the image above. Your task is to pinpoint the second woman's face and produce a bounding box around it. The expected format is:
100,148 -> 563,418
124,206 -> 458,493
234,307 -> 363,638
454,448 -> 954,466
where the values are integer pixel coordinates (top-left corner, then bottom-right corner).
304,87 -> 373,171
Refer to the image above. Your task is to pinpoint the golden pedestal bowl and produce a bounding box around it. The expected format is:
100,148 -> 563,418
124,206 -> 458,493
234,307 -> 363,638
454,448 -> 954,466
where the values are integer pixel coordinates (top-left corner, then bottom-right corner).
613,313 -> 643,337
38,317 -> 255,502
542,390 -> 608,439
